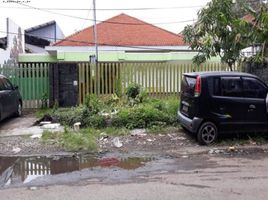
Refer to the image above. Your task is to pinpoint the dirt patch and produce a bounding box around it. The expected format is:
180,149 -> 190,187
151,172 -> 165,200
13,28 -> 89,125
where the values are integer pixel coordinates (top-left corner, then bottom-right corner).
0,136 -> 66,156
98,129 -> 197,153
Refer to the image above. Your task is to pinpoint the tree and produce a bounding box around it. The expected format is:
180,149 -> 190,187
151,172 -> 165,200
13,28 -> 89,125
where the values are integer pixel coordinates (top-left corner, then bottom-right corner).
247,3 -> 268,60
235,0 -> 264,17
183,0 -> 252,70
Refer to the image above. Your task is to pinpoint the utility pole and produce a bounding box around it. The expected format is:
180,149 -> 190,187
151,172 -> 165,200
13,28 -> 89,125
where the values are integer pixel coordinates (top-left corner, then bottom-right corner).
93,0 -> 98,63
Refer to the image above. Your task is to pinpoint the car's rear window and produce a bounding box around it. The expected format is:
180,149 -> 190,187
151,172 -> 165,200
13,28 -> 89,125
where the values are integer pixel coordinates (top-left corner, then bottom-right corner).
181,75 -> 196,96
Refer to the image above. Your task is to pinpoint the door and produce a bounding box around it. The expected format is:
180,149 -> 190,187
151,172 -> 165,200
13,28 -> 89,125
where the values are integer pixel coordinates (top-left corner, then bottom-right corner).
242,77 -> 268,131
210,76 -> 248,132
58,63 -> 78,107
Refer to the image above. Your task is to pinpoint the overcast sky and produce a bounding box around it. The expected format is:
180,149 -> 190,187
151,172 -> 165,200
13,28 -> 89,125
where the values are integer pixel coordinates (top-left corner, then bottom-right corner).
0,0 -> 211,38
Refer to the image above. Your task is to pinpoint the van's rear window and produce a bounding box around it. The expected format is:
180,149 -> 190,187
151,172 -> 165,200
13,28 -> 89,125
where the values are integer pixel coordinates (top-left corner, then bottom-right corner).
181,76 -> 196,96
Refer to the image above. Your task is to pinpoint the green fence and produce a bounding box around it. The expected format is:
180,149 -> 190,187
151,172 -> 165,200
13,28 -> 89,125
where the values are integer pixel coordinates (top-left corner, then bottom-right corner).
78,62 -> 239,104
0,63 -> 49,108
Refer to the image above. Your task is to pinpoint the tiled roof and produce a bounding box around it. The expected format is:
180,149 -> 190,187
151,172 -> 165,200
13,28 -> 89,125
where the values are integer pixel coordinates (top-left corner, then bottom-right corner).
54,13 -> 185,46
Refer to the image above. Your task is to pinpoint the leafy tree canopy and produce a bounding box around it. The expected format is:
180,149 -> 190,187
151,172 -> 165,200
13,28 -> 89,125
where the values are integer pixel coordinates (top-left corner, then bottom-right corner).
182,0 -> 268,70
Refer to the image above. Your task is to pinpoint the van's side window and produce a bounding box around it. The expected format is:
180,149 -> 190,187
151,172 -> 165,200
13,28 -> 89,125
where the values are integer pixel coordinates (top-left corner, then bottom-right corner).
220,77 -> 243,97
243,77 -> 267,99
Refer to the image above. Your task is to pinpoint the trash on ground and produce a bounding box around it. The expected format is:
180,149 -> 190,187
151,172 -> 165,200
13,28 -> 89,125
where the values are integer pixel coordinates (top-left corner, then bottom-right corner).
12,147 -> 21,154
73,122 -> 81,132
30,133 -> 42,139
39,121 -> 51,125
228,146 -> 236,152
130,129 -> 147,137
41,123 -> 61,129
208,148 -> 224,154
29,186 -> 38,191
112,137 -> 123,148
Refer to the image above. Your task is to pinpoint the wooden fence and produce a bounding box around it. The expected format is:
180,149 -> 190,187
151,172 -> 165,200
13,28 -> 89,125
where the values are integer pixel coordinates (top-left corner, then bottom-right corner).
0,63 -> 49,108
78,62 -> 239,104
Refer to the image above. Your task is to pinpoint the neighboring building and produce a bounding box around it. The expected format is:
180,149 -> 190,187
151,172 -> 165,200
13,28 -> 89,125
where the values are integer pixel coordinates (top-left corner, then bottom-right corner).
19,13 -> 220,63
0,18 -> 24,65
25,21 -> 64,53
0,19 -> 64,64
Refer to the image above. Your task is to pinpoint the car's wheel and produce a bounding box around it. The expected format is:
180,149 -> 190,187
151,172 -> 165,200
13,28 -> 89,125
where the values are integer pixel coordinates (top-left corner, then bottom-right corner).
197,122 -> 218,145
15,102 -> 22,117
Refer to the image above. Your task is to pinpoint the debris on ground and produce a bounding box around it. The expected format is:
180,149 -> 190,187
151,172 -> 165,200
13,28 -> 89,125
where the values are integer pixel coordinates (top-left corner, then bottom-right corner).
33,114 -> 55,126
29,186 -> 38,191
30,134 -> 42,139
228,146 -> 236,152
73,122 -> 81,132
208,148 -> 224,154
130,129 -> 147,137
39,121 -> 51,126
12,147 -> 21,154
99,132 -> 109,143
41,123 -> 61,129
112,137 -> 123,148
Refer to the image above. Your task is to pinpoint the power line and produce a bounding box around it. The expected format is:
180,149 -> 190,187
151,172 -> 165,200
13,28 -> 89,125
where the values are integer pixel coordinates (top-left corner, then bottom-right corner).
0,30 -> 188,52
0,5 -> 204,11
10,2 -> 197,25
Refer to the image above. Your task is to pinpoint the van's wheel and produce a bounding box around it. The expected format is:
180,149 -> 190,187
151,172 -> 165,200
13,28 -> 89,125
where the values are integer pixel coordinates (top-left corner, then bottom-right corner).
197,122 -> 218,145
15,102 -> 22,117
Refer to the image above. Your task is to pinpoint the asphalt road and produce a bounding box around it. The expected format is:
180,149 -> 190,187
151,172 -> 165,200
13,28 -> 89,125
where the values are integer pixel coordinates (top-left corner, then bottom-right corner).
1,151 -> 268,200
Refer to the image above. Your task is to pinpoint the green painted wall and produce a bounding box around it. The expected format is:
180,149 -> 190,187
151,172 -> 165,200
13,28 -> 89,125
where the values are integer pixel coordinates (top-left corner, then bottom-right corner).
19,51 -> 221,63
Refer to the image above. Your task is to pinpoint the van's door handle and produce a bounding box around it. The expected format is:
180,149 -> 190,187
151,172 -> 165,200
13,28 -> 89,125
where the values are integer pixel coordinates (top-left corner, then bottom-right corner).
249,104 -> 256,109
219,107 -> 225,111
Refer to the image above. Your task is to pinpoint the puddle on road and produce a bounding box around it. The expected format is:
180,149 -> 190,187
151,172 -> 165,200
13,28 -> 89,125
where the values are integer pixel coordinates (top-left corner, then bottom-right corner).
0,154 -> 152,187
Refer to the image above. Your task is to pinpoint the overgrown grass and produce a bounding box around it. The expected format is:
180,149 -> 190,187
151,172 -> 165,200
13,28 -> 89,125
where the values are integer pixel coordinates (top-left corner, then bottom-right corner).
39,92 -> 180,151
42,127 -> 130,151
42,128 -> 97,151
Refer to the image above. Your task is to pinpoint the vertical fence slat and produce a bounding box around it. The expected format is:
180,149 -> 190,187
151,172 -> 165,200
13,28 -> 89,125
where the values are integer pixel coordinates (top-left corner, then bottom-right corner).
86,63 -> 89,96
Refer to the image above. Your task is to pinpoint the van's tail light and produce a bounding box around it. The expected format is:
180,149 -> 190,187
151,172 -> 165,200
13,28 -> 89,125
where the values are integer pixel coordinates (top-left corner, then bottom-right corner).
194,75 -> 201,97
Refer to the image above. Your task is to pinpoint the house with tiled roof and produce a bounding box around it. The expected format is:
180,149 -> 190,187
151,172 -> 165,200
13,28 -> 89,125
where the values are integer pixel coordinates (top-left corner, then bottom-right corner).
17,14 -> 222,107
20,13 -> 220,63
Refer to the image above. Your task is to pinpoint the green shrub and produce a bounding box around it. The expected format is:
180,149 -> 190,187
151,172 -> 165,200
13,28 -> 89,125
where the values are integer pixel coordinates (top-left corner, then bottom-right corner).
84,94 -> 102,114
83,114 -> 106,128
126,83 -> 141,99
112,102 -> 173,129
52,107 -> 84,126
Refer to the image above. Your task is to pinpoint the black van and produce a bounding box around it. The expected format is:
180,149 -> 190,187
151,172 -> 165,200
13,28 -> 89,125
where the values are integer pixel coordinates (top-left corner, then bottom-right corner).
178,72 -> 268,145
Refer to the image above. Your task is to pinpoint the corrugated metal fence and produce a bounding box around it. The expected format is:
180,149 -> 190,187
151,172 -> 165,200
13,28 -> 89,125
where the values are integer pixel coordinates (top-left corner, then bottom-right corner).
0,63 -> 49,108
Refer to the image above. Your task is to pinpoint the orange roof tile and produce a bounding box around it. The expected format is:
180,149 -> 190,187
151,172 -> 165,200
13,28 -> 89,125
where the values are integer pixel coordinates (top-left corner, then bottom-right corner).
54,13 -> 185,46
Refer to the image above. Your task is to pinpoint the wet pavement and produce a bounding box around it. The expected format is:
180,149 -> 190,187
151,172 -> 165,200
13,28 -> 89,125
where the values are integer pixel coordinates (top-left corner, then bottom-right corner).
0,152 -> 217,189
2,150 -> 268,200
